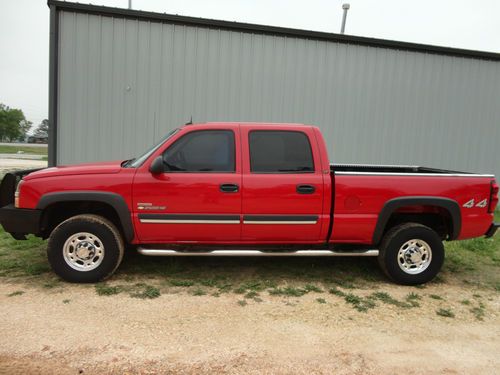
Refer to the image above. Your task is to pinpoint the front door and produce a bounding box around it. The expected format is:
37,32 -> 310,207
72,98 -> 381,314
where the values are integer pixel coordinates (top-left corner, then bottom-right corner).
133,126 -> 242,243
241,126 -> 325,243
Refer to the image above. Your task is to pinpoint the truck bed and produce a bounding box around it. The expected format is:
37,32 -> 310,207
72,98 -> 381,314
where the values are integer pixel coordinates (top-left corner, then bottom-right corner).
331,164 -> 491,176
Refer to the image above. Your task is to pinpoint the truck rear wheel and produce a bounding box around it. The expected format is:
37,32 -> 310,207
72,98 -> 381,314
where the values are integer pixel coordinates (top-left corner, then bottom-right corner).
378,223 -> 444,285
47,214 -> 124,283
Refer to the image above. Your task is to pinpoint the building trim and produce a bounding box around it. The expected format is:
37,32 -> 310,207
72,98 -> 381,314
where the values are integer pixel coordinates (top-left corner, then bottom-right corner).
48,3 -> 59,167
47,0 -> 500,62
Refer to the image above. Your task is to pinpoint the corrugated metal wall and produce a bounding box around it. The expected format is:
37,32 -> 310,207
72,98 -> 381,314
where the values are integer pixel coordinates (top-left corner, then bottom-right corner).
57,11 -> 500,178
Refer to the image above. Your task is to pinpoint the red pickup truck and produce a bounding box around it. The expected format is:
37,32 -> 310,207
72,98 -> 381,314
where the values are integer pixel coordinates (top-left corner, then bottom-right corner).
0,123 -> 498,285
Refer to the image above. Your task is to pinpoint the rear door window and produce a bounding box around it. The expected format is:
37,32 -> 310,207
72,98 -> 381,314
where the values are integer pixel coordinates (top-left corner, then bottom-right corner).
249,131 -> 314,173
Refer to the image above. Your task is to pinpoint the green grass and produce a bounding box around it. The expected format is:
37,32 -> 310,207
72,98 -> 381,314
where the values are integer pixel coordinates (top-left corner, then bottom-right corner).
234,280 -> 274,293
0,145 -> 47,156
328,286 -> 346,297
244,291 -> 259,299
7,290 -> 24,297
443,210 -> 500,290
436,308 -> 455,318
43,279 -> 62,289
470,306 -> 485,321
268,286 -> 308,297
169,279 -> 195,287
190,287 -> 206,296
130,284 -> 161,299
370,291 -> 419,308
0,229 -> 50,278
304,284 -> 324,293
406,292 -> 421,301
429,294 -> 444,300
344,293 -> 376,312
328,287 -> 376,312
267,284 -> 322,297
95,283 -> 122,296
327,289 -> 422,312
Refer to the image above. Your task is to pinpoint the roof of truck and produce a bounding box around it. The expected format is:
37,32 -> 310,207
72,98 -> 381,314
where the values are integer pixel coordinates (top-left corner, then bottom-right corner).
184,122 -> 310,127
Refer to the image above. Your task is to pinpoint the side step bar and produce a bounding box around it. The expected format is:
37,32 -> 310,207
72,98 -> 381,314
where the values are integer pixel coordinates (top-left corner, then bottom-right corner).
137,248 -> 379,257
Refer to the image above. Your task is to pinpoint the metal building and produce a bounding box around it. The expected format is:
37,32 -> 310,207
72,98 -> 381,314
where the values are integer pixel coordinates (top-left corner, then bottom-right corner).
48,1 -> 500,178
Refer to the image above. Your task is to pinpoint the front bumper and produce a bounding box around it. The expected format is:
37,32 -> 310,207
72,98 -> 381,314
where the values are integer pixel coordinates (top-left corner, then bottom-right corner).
0,204 -> 42,240
485,223 -> 499,238
0,169 -> 44,240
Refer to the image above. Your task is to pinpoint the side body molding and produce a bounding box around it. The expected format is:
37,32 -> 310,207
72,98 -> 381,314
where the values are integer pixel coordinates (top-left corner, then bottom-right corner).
37,191 -> 135,243
372,196 -> 461,244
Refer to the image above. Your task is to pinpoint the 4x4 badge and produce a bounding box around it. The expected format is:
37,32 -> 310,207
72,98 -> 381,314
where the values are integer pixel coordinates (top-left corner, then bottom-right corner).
476,199 -> 488,208
463,199 -> 488,208
463,199 -> 474,208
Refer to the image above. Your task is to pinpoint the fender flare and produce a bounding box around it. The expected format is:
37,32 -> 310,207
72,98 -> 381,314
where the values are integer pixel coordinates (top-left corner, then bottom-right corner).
372,196 -> 461,244
37,191 -> 135,243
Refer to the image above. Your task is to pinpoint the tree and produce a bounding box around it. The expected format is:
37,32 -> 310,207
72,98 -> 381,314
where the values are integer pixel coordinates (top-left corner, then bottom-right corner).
19,120 -> 33,139
0,103 -> 29,142
34,119 -> 49,137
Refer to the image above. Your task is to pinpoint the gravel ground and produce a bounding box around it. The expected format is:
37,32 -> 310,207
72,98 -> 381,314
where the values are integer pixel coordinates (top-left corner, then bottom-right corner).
0,158 -> 47,169
0,143 -> 47,148
0,281 -> 498,374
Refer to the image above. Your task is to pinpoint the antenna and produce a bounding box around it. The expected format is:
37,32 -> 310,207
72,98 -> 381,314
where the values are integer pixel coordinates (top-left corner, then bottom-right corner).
185,116 -> 193,125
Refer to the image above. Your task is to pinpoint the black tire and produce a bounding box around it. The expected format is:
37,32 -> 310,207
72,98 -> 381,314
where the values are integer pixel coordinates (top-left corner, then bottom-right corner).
47,214 -> 124,283
378,223 -> 444,285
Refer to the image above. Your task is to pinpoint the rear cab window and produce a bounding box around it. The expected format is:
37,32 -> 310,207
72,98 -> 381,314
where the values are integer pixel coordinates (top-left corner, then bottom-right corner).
249,130 -> 315,173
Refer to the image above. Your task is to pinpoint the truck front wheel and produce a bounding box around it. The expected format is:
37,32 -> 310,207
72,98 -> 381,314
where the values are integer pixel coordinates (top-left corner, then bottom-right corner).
47,214 -> 124,283
378,223 -> 444,285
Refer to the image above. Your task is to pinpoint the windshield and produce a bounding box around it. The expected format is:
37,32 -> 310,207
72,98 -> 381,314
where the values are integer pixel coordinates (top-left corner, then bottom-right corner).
124,129 -> 179,168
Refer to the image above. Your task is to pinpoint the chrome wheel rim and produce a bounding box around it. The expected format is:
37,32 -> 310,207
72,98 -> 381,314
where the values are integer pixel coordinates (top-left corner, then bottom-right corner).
397,239 -> 432,274
63,232 -> 105,272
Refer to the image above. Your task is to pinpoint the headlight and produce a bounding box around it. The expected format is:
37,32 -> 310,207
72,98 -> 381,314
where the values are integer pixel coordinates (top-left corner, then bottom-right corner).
14,180 -> 23,208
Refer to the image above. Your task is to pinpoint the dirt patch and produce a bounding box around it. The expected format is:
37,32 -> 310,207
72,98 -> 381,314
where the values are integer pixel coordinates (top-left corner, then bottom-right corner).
0,159 -> 47,170
0,282 -> 498,374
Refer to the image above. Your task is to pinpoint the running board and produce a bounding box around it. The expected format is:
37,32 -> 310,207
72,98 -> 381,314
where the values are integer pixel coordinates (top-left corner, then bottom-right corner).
137,248 -> 379,257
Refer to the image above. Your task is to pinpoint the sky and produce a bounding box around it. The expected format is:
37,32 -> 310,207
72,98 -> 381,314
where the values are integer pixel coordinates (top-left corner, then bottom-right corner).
0,0 -> 499,129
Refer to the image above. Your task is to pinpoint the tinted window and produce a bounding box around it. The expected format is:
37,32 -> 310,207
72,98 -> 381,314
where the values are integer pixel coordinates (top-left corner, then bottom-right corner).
128,129 -> 179,168
163,130 -> 235,172
249,131 -> 314,173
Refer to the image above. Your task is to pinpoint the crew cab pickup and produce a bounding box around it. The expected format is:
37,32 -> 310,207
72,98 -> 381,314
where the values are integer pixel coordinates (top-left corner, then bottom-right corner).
0,123 -> 498,284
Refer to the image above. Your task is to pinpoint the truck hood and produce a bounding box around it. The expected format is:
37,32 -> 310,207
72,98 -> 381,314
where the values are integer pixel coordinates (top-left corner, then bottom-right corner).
24,161 -> 124,180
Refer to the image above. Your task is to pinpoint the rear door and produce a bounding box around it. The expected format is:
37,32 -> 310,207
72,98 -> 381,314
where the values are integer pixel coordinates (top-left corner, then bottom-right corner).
133,125 -> 242,243
241,125 -> 325,243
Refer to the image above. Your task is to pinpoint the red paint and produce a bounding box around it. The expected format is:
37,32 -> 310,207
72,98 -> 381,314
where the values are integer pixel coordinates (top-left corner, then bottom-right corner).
239,125 -> 326,242
17,123 -> 497,245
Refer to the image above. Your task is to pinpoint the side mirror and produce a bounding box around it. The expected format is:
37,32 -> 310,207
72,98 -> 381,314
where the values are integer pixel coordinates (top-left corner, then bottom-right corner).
149,156 -> 164,174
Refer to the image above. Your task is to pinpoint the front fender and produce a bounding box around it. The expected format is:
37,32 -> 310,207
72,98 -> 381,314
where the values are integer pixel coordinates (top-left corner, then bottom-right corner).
36,191 -> 135,243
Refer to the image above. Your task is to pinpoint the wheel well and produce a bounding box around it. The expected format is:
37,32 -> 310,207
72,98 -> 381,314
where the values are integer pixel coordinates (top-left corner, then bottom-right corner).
382,205 -> 453,241
40,201 -> 125,241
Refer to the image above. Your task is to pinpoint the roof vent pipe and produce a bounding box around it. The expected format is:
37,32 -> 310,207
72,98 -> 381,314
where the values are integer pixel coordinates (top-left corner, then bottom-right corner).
341,3 -> 350,34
